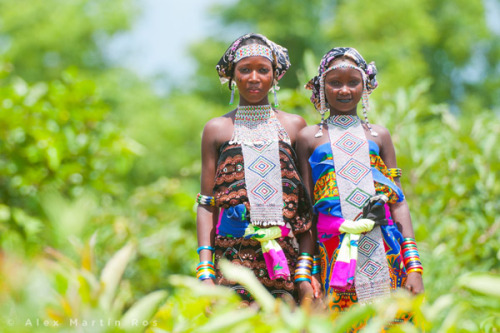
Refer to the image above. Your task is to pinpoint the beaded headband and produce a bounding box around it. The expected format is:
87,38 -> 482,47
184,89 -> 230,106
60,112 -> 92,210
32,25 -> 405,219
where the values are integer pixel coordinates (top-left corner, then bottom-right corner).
234,44 -> 273,63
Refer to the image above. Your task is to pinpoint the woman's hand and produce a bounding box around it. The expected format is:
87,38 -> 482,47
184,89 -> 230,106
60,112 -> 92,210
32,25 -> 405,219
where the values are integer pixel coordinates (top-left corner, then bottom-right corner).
311,274 -> 326,309
201,278 -> 216,315
202,278 -> 215,286
405,272 -> 424,295
311,274 -> 323,299
297,281 -> 314,305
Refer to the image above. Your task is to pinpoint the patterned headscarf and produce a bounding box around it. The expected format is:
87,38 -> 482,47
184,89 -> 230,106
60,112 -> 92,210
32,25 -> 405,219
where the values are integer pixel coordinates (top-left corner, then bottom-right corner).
305,47 -> 378,112
216,33 -> 291,90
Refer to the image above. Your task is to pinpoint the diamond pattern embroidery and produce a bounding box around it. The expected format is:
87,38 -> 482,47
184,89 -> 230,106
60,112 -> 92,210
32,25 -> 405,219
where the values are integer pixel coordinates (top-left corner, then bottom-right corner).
358,236 -> 379,258
359,260 -> 383,279
346,188 -> 371,209
334,132 -> 365,156
248,155 -> 277,177
331,115 -> 358,129
338,159 -> 370,184
250,180 -> 278,204
249,141 -> 271,153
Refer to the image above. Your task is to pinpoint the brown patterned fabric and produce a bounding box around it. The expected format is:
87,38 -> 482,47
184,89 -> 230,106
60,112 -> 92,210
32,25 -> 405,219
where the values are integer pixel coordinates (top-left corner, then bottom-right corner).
212,141 -> 313,303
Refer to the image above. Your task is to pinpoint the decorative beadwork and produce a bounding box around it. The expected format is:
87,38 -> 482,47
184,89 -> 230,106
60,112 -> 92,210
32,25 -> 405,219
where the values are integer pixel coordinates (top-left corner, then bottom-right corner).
233,104 -> 289,227
196,193 -> 215,206
234,44 -> 273,63
387,168 -> 402,178
231,105 -> 290,145
327,114 -> 391,303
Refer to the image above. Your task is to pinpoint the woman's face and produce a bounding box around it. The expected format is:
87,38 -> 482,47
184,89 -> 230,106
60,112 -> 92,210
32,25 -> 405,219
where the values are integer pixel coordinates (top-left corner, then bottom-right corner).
324,58 -> 363,115
234,56 -> 274,106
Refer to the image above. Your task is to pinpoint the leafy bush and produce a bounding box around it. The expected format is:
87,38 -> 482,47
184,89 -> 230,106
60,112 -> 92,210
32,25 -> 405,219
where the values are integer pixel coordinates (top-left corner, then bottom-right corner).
0,65 -> 137,254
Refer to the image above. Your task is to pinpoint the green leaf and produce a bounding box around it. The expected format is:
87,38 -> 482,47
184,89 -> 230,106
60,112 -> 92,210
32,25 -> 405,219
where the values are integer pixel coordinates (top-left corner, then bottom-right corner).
99,243 -> 136,312
195,308 -> 257,332
457,272 -> 500,298
121,290 -> 168,332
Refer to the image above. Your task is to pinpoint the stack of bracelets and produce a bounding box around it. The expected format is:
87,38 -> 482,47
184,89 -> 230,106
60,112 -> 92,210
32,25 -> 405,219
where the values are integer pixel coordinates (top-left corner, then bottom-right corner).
196,246 -> 216,281
196,193 -> 215,207
196,194 -> 216,281
312,255 -> 321,275
294,253 -> 313,284
402,238 -> 423,275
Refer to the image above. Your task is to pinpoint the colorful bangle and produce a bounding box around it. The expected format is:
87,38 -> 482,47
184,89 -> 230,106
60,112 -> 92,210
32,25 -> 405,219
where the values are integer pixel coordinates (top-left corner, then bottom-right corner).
197,246 -> 215,254
406,268 -> 423,275
196,193 -> 215,206
294,277 -> 312,283
196,260 -> 216,281
312,255 -> 321,275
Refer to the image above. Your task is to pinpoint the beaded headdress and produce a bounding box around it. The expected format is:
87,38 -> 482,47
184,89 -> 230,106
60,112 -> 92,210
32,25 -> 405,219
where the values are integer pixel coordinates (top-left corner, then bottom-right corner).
305,47 -> 379,137
216,33 -> 291,106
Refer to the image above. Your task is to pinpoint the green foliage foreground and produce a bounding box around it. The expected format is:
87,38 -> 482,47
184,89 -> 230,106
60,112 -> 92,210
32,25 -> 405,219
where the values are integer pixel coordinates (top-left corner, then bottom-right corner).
1,249 -> 499,332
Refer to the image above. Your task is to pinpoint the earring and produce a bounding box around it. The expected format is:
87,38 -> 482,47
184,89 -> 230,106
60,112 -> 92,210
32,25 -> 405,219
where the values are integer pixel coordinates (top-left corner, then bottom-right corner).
315,111 -> 326,138
273,84 -> 279,108
361,91 -> 378,137
229,83 -> 235,105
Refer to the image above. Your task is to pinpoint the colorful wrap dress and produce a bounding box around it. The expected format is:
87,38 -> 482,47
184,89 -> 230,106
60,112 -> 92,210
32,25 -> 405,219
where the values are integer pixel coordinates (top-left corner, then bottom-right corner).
213,141 -> 313,303
309,140 -> 409,313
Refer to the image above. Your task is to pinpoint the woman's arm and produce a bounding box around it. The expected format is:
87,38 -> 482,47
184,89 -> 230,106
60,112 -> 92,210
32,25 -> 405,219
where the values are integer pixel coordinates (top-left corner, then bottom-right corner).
296,126 -> 324,301
378,126 -> 424,294
196,119 -> 223,284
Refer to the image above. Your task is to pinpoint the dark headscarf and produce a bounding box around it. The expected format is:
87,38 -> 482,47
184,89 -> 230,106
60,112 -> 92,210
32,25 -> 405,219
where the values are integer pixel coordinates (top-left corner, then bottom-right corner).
216,33 -> 291,90
305,47 -> 378,111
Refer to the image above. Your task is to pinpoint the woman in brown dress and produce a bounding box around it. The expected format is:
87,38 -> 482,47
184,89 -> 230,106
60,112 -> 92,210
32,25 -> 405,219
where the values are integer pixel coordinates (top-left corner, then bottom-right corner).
195,33 -> 314,305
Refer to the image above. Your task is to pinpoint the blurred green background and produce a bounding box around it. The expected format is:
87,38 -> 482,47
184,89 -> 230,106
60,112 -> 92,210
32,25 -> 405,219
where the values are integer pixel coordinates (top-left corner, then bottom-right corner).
0,0 -> 499,332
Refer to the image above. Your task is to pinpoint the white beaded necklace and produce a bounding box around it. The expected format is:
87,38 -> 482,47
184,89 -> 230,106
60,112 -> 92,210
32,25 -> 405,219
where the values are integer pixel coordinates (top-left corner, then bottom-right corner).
231,105 -> 290,146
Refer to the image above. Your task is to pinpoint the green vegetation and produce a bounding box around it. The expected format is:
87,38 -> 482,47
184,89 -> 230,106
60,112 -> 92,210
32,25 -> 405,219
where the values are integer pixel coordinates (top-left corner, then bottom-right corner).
0,0 -> 499,332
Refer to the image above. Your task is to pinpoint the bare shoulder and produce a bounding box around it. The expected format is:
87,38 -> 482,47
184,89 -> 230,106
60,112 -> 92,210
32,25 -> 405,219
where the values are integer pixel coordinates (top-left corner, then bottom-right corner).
203,110 -> 236,144
298,123 -> 320,140
371,123 -> 392,141
276,110 -> 307,130
297,123 -> 326,153
368,123 -> 398,165
275,110 -> 307,145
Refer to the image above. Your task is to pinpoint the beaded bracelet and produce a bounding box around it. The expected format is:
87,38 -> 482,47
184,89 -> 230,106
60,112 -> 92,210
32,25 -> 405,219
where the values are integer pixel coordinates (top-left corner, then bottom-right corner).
401,237 -> 423,275
196,193 -> 215,207
388,168 -> 402,178
196,261 -> 216,281
294,255 -> 313,283
197,245 -> 215,254
312,255 -> 321,275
